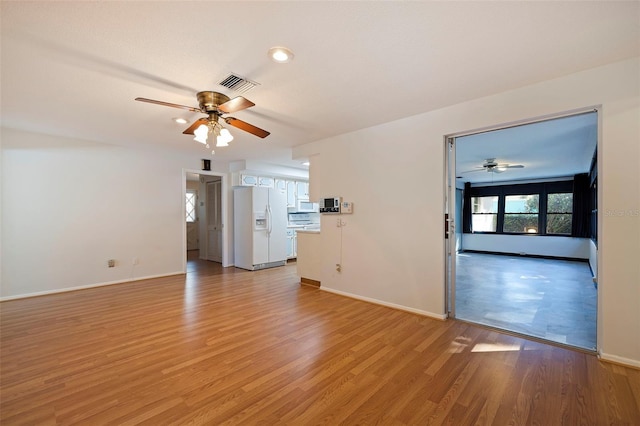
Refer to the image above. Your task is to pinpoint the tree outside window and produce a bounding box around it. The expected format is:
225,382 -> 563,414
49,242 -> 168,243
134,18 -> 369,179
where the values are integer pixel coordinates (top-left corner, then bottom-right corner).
547,193 -> 573,234
503,194 -> 539,233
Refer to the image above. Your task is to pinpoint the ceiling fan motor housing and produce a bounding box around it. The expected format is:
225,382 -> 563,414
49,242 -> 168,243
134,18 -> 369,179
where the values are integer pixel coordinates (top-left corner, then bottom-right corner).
484,158 -> 498,168
197,91 -> 230,113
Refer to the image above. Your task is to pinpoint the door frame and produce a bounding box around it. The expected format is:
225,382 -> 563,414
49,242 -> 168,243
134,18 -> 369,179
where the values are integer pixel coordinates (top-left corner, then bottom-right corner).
443,105 -> 602,353
205,179 -> 223,263
182,169 -> 229,270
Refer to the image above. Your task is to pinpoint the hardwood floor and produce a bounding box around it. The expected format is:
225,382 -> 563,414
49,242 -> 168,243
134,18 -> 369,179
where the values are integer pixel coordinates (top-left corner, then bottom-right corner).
455,252 -> 597,350
1,256 -> 639,425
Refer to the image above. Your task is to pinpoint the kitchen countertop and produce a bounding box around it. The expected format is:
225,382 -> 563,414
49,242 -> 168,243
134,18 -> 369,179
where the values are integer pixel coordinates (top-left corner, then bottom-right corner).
296,229 -> 320,234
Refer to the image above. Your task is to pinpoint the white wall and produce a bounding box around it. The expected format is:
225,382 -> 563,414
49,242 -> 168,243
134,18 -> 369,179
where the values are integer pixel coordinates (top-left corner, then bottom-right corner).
294,58 -> 640,366
0,129 -> 206,298
461,234 -> 590,259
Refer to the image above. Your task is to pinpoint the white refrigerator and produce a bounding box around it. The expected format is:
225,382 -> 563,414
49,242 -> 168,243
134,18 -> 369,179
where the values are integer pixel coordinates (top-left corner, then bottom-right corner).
233,186 -> 288,271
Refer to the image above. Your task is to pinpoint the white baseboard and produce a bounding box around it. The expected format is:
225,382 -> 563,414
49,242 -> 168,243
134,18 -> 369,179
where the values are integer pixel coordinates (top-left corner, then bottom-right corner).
599,352 -> 640,369
0,271 -> 185,301
319,286 -> 447,320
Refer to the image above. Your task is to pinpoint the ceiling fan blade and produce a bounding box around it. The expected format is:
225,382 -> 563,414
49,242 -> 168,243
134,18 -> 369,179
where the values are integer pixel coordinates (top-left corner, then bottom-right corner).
506,165 -> 524,169
218,96 -> 255,114
135,97 -> 201,113
459,169 -> 485,174
183,118 -> 208,135
225,117 -> 270,138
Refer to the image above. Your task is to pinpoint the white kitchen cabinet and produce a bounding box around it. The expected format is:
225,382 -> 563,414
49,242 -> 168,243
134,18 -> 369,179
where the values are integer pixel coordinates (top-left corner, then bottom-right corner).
258,176 -> 274,188
286,181 -> 297,207
296,181 -> 309,201
275,179 -> 287,193
240,174 -> 258,186
286,228 -> 297,258
296,230 -> 321,284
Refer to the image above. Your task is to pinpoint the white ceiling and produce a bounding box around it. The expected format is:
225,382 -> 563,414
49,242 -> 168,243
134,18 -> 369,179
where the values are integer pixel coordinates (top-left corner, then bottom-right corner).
456,111 -> 598,184
1,2 -> 638,172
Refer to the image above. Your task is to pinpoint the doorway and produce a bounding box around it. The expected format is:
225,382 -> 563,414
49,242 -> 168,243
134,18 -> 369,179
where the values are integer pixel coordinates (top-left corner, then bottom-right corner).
182,169 -> 228,272
204,178 -> 222,263
445,109 -> 599,351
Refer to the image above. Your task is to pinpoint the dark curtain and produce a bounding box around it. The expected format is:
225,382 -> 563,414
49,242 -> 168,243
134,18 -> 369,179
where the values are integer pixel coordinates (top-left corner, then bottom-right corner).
462,182 -> 472,233
572,173 -> 590,237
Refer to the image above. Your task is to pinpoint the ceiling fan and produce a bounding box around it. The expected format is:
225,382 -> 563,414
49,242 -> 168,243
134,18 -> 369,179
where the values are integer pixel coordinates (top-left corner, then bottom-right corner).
135,91 -> 269,148
461,158 -> 525,174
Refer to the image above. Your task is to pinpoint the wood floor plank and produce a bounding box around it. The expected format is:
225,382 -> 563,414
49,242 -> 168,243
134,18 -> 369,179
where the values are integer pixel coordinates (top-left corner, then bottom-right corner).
1,256 -> 639,425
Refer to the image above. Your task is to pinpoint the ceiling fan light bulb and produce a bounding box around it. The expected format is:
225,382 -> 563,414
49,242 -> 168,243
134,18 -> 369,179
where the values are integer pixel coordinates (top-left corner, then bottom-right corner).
219,128 -> 233,143
216,128 -> 232,147
193,124 -> 209,144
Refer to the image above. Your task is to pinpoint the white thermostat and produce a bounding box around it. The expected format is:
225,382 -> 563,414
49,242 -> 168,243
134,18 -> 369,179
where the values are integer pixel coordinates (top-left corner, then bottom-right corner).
341,201 -> 353,214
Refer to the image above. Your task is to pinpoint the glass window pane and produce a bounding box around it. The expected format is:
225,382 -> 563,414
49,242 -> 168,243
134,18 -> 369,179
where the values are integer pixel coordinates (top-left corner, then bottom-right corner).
471,196 -> 498,232
472,214 -> 497,232
547,193 -> 572,234
472,196 -> 498,213
547,193 -> 573,213
547,213 -> 572,234
505,194 -> 539,213
186,192 -> 196,223
504,213 -> 538,233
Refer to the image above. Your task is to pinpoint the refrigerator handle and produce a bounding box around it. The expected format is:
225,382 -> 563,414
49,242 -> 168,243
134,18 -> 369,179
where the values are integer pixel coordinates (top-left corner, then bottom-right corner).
267,205 -> 272,235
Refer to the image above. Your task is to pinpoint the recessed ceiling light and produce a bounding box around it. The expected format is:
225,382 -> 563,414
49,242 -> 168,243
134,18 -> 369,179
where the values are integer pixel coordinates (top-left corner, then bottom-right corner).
268,46 -> 294,63
174,118 -> 188,124
302,161 -> 310,166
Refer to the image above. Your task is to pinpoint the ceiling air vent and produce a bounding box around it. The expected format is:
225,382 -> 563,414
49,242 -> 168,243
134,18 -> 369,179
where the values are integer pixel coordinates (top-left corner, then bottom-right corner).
218,73 -> 259,94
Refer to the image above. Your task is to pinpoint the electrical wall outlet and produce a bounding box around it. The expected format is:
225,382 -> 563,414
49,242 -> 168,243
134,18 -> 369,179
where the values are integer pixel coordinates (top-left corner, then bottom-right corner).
108,259 -> 116,268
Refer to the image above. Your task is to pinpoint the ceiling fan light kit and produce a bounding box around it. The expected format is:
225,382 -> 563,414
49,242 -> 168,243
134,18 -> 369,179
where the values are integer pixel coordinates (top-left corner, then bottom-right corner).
135,90 -> 269,154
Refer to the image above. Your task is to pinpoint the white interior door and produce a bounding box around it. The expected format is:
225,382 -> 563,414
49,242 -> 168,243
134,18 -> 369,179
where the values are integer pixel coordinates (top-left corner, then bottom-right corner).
206,180 -> 222,263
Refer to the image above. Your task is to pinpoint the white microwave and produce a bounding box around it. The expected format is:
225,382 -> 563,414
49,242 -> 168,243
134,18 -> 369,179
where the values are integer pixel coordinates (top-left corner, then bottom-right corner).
297,200 -> 318,212
319,197 -> 341,214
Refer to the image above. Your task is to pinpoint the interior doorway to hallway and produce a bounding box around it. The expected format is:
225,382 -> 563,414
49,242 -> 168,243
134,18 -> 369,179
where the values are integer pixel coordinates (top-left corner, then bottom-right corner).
445,109 -> 599,352
183,170 -> 228,272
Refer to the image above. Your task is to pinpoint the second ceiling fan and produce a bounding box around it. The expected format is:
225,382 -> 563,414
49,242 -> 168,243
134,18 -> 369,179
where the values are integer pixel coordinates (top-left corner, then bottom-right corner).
462,158 -> 525,174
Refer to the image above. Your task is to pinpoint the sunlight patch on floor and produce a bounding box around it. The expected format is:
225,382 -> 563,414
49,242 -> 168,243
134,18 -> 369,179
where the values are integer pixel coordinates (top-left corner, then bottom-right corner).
471,342 -> 523,353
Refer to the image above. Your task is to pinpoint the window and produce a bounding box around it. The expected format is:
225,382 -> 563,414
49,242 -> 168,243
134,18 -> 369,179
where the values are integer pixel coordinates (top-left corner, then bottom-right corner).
463,180 -> 580,236
504,194 -> 539,233
547,193 -> 573,235
186,191 -> 197,222
471,196 -> 498,232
